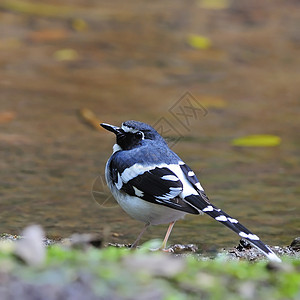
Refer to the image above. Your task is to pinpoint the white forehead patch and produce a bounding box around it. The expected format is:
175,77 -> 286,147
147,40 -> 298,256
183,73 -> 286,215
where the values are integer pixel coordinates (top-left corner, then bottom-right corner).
121,124 -> 144,139
122,124 -> 139,133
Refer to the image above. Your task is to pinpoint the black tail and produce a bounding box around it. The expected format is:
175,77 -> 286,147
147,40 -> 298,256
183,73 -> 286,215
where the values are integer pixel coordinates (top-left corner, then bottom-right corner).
185,195 -> 281,262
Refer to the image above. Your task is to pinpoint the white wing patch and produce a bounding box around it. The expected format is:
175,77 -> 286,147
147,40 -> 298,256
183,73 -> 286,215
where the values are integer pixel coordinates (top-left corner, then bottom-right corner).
161,175 -> 179,181
195,182 -> 204,191
115,172 -> 123,190
167,164 -> 199,198
121,162 -> 200,199
121,163 -> 155,183
133,186 -> 144,197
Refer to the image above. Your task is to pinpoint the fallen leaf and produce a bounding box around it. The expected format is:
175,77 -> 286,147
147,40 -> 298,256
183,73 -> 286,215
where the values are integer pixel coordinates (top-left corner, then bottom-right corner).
28,29 -> 69,42
0,0 -> 75,18
198,96 -> 227,108
198,0 -> 230,10
53,48 -> 78,61
187,34 -> 212,50
0,111 -> 16,124
72,18 -> 88,32
78,108 -> 101,131
232,135 -> 281,147
112,232 -> 122,237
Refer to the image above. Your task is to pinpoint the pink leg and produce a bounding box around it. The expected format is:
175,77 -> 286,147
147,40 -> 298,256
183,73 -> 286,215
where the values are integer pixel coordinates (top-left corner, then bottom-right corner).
131,222 -> 150,248
160,221 -> 176,250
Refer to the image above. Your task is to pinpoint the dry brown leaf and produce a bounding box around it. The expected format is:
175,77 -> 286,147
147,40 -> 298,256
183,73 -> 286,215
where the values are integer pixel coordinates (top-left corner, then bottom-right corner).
78,108 -> 101,131
28,29 -> 69,42
0,111 -> 16,124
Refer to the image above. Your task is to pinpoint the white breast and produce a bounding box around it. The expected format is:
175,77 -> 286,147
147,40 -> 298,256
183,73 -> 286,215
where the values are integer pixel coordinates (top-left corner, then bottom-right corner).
110,186 -> 187,225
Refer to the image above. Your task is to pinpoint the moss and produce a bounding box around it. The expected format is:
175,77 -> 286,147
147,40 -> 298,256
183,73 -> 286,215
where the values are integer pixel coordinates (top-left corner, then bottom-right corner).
0,244 -> 299,300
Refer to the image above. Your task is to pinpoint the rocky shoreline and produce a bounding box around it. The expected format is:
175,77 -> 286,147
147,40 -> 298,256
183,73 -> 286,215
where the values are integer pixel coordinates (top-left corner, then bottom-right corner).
1,232 -> 299,261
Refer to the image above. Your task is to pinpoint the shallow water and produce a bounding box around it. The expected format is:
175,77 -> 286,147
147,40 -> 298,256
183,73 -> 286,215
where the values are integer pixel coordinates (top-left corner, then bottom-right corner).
0,0 -> 299,250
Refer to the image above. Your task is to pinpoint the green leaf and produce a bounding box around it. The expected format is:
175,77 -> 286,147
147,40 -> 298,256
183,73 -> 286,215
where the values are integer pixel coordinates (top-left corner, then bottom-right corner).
187,34 -> 212,49
198,0 -> 230,10
53,48 -> 78,61
232,135 -> 281,147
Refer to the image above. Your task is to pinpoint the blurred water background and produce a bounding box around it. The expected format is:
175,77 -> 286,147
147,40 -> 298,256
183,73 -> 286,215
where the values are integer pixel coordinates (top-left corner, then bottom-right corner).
0,0 -> 299,251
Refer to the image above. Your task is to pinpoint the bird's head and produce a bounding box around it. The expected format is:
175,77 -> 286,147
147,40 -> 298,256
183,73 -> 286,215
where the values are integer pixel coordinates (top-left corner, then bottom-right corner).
100,120 -> 166,151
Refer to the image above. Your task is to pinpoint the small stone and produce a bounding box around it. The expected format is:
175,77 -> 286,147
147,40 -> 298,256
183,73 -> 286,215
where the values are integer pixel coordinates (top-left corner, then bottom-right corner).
167,244 -> 198,254
290,237 -> 300,251
236,239 -> 252,251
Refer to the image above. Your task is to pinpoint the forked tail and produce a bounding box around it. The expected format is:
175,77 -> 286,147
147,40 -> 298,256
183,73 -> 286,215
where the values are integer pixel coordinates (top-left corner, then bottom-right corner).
185,195 -> 281,262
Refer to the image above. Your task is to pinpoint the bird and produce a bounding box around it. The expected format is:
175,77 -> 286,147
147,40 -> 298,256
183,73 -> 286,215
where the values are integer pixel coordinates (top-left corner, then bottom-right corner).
100,120 -> 281,262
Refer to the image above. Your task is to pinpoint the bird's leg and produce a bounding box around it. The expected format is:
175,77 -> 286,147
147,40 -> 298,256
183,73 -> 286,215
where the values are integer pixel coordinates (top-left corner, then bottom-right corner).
130,222 -> 150,248
160,221 -> 176,250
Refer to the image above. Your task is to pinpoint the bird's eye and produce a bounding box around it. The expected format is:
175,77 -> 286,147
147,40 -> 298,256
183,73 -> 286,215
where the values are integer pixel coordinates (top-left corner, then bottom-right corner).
135,131 -> 144,139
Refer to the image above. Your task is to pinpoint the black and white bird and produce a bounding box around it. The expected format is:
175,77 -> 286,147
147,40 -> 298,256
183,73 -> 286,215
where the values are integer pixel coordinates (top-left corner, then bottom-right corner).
101,120 -> 281,262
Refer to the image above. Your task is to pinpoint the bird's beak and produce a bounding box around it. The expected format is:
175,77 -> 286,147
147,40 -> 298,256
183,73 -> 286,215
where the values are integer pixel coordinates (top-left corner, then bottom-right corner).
100,123 -> 123,135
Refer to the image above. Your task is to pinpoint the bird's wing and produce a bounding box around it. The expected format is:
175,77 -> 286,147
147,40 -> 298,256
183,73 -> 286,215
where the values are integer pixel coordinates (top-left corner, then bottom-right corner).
178,162 -> 206,193
109,160 -> 199,214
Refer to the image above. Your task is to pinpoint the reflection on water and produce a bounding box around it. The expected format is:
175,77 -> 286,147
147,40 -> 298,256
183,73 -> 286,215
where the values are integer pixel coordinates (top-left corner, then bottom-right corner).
0,0 -> 299,250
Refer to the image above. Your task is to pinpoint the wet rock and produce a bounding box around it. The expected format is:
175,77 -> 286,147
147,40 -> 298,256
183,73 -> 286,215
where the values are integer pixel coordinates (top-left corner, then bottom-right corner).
236,239 -> 252,251
107,242 -> 131,248
226,238 -> 300,261
166,244 -> 198,254
289,237 -> 300,251
66,233 -> 103,249
0,233 -> 21,242
1,231 -> 300,261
